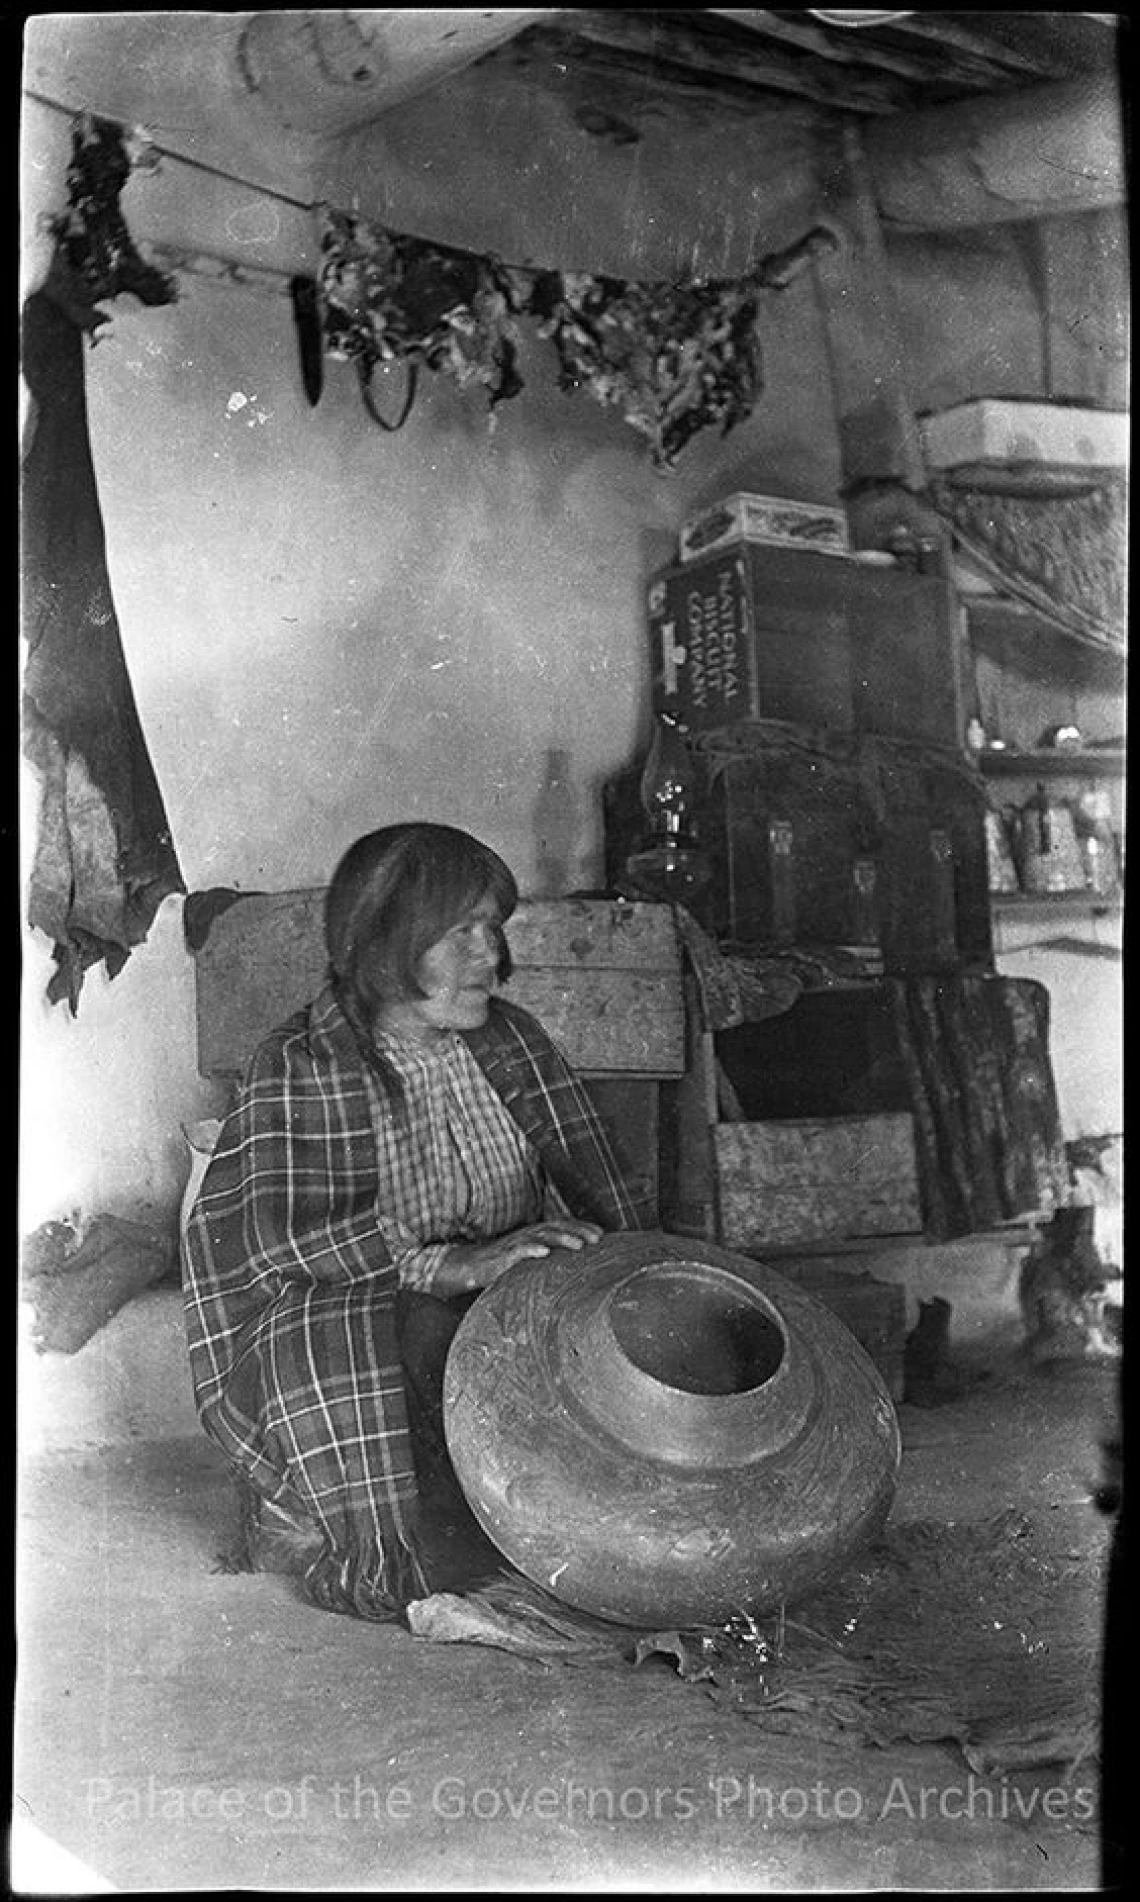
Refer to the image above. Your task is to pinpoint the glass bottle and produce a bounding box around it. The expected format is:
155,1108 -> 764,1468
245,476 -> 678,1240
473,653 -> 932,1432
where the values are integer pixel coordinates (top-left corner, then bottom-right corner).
1073,788 -> 1119,897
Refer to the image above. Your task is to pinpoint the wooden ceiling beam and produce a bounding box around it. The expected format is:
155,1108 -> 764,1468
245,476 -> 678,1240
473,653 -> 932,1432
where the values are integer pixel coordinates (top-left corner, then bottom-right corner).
519,34 -> 823,125
538,11 -> 913,114
708,9 -> 975,84
708,8 -> 1072,94
866,12 -> 1070,80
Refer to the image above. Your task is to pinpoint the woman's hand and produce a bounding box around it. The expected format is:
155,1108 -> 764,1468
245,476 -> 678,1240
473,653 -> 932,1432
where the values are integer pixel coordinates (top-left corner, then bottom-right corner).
435,1221 -> 604,1296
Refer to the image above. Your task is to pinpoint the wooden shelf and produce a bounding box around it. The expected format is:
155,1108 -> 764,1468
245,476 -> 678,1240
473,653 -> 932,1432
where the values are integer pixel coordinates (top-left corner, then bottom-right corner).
990,891 -> 1122,920
964,593 -> 1126,666
978,748 -> 1125,778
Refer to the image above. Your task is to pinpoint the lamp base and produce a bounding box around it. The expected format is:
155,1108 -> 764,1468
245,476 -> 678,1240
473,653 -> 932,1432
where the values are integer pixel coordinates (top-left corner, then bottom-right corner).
622,842 -> 711,906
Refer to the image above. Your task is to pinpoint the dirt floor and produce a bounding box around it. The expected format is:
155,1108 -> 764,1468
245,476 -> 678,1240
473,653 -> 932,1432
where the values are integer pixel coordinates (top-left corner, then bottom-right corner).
13,1341 -> 1121,1895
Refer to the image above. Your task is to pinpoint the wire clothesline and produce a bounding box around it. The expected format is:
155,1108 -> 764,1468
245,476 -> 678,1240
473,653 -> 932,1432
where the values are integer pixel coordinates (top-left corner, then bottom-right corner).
23,86 -> 319,214
23,82 -> 834,295
23,81 -> 838,464
26,86 -> 315,294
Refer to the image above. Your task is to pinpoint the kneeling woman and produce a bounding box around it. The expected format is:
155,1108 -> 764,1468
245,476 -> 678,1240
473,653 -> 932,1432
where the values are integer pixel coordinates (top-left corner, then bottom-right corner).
182,823 -> 651,1621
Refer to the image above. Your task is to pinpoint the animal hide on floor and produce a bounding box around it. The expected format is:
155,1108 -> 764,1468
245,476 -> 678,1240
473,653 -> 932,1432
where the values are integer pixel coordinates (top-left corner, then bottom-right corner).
20,1211 -> 177,1354
407,1508 -> 1103,1781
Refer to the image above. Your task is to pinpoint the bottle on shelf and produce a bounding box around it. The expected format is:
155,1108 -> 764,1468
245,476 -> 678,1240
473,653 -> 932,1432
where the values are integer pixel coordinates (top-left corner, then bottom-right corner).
985,807 -> 1020,894
1013,782 -> 1086,894
1072,787 -> 1121,897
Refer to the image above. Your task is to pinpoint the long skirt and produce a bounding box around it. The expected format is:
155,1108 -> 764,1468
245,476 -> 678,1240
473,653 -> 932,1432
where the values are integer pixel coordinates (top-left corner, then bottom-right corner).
228,1287 -> 499,1613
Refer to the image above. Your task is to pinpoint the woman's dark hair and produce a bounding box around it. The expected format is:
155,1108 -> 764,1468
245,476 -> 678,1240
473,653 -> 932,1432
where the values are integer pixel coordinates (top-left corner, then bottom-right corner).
325,823 -> 518,1032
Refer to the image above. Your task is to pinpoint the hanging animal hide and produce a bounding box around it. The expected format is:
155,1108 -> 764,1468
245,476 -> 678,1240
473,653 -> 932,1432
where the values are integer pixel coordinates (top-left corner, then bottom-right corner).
21,116 -> 184,1010
526,267 -> 766,470
316,206 -> 525,413
315,203 -> 837,467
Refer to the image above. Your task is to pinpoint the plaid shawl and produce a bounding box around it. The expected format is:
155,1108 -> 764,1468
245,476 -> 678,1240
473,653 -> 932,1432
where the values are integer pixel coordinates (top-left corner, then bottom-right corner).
183,985 -> 652,1620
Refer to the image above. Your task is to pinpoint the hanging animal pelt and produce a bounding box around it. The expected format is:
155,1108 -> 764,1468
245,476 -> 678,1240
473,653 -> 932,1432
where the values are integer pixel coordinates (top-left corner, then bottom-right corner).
314,204 -> 837,467
21,115 -> 184,1009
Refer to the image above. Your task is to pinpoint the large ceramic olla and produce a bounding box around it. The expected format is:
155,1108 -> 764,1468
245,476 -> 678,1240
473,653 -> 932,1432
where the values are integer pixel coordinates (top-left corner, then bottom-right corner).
444,1230 -> 901,1627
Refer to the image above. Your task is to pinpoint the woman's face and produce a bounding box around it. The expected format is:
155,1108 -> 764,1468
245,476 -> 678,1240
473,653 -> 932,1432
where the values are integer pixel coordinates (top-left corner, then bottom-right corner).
375,893 -> 504,1044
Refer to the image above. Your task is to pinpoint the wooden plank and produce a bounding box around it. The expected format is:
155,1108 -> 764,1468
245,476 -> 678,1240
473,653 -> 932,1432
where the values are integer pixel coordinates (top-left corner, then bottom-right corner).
193,891 -> 683,1080
856,12 -> 1064,81
714,1114 -> 923,1250
505,897 -> 679,973
505,968 -> 682,1077
584,1079 -> 660,1218
658,975 -> 720,1241
709,9 -> 955,83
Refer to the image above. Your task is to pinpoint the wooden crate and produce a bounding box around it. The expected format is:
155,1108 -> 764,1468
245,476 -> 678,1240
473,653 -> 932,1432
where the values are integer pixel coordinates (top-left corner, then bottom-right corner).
801,1272 -> 907,1403
714,1113 -> 923,1250
192,892 -> 684,1081
845,564 -> 964,749
748,1262 -> 908,1402
647,544 -> 964,747
501,899 -> 684,1077
647,546 -> 854,734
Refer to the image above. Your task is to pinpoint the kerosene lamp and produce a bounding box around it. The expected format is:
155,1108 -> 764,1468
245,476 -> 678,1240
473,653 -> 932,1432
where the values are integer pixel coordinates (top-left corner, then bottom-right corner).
622,713 -> 711,905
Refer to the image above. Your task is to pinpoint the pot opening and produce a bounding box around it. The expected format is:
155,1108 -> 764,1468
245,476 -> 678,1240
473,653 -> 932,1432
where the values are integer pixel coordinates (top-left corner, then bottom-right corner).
609,1267 -> 786,1395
